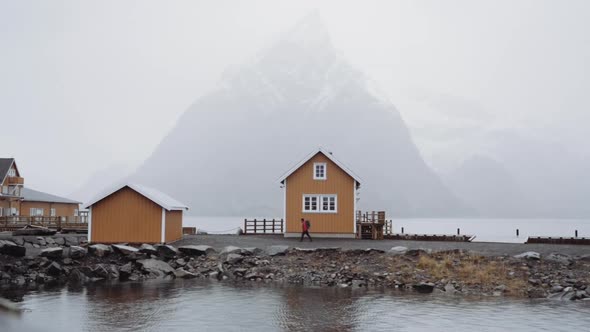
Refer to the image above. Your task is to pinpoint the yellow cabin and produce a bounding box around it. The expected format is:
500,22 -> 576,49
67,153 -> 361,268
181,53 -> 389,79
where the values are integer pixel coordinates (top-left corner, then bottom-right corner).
85,183 -> 188,244
279,148 -> 361,238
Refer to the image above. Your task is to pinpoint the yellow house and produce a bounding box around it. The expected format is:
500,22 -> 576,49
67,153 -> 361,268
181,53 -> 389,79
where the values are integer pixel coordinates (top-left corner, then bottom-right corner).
85,183 -> 188,244
279,148 -> 361,238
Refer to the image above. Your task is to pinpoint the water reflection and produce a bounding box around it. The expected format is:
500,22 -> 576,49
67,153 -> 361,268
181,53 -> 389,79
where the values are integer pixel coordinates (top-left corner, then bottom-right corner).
2,280 -> 590,332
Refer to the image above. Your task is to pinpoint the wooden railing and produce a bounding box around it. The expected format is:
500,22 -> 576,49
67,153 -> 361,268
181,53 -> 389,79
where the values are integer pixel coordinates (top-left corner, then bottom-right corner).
6,176 -> 24,185
243,218 -> 283,235
0,216 -> 88,232
384,220 -> 393,235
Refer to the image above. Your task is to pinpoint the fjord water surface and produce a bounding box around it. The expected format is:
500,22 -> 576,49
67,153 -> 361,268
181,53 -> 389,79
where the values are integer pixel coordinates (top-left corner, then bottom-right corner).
2,279 -> 589,331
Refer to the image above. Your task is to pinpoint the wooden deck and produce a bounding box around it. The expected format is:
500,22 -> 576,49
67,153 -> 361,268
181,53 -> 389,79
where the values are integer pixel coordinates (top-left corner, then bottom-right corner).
385,233 -> 475,242
0,216 -> 88,233
526,236 -> 590,245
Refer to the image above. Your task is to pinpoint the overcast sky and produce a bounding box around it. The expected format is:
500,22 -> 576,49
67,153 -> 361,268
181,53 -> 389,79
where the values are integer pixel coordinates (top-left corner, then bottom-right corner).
1,0 -> 589,197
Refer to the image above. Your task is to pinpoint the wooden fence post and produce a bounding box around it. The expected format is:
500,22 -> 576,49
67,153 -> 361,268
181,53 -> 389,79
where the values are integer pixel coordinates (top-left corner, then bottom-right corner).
263,219 -> 266,234
244,219 -> 247,235
281,219 -> 284,233
254,219 -> 257,234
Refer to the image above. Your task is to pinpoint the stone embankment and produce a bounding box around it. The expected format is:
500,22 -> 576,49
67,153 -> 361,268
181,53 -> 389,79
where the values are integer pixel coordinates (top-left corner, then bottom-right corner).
1,237 -> 589,301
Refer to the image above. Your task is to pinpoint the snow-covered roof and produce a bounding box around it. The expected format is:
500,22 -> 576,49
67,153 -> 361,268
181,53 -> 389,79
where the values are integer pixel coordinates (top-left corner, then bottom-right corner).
84,183 -> 189,211
278,148 -> 362,185
22,187 -> 81,204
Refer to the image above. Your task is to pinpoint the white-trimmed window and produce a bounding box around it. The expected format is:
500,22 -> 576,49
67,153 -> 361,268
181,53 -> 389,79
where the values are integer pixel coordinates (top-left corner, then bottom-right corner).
0,207 -> 3,216
74,209 -> 79,217
10,208 -> 17,216
7,168 -> 16,177
303,194 -> 337,213
1,186 -> 7,194
50,208 -> 56,217
313,163 -> 327,180
30,208 -> 44,217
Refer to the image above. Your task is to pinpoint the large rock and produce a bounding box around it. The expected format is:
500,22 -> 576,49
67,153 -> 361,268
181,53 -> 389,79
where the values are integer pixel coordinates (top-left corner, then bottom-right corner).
46,262 -> 62,276
266,245 -> 289,256
514,252 -> 541,260
0,243 -> 26,257
65,236 -> 79,246
88,244 -> 113,257
54,237 -> 65,245
68,246 -> 87,259
225,253 -> 244,264
220,246 -> 243,255
155,244 -> 179,259
9,237 -> 24,246
179,245 -> 216,257
36,237 -> 47,246
174,268 -> 197,279
119,263 -> 134,281
413,282 -> 435,293
548,287 -> 576,301
68,268 -> 89,284
545,253 -> 573,265
138,259 -> 175,277
388,246 -> 408,255
242,247 -> 263,256
112,244 -> 139,256
139,244 -> 158,256
40,247 -> 63,259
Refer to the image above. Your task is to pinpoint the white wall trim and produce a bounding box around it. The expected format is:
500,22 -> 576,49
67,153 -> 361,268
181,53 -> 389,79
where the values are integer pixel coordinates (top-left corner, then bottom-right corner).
161,208 -> 166,243
283,178 -> 287,223
353,179 -> 357,236
87,207 -> 92,242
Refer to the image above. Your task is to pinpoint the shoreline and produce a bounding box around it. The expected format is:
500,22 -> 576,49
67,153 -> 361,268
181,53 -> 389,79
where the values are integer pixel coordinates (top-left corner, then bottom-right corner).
1,235 -> 590,302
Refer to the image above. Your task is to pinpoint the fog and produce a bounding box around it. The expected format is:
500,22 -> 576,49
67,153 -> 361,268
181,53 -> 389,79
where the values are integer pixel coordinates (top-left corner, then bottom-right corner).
1,1 -> 588,217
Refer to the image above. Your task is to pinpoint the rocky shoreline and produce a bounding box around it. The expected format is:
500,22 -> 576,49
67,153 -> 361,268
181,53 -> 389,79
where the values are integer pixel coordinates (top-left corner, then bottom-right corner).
1,236 -> 590,301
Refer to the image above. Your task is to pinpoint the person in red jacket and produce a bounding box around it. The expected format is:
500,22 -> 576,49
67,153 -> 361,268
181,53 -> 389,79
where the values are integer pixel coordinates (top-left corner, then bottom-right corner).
300,218 -> 312,242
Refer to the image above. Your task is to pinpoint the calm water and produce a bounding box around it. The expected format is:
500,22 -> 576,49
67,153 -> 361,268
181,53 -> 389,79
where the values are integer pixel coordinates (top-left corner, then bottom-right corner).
2,280 -> 590,331
185,217 -> 590,243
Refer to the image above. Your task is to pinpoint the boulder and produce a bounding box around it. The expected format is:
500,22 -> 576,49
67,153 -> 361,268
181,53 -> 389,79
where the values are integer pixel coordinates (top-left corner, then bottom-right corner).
413,282 -> 435,293
112,244 -> 139,256
220,246 -> 243,255
45,237 -> 56,245
175,258 -> 187,267
36,237 -> 47,246
54,237 -> 65,245
88,244 -> 112,257
0,243 -> 26,257
92,264 -> 111,279
40,247 -> 63,259
174,268 -> 197,279
137,259 -> 175,277
266,245 -> 289,256
225,253 -> 244,264
406,249 -> 430,257
65,236 -> 79,246
389,246 -> 408,255
545,253 -> 573,265
68,268 -> 89,284
351,279 -> 366,288
155,244 -> 179,259
68,246 -> 87,259
548,288 -> 576,301
10,237 -> 24,246
46,262 -> 62,276
242,247 -> 263,256
514,252 -> 540,260
139,244 -> 158,256
444,283 -> 458,295
179,245 -> 216,257
119,263 -> 134,281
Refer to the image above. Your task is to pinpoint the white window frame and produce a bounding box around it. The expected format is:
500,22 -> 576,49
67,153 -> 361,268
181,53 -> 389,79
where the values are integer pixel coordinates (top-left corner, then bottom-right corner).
302,194 -> 337,213
7,168 -> 16,177
50,208 -> 56,217
30,208 -> 44,217
1,186 -> 7,194
313,162 -> 327,180
0,207 -> 3,216
74,209 -> 79,217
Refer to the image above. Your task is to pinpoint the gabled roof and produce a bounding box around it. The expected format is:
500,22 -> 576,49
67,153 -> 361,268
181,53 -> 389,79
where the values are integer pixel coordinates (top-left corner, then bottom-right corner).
22,187 -> 81,204
0,158 -> 15,184
84,182 -> 189,211
278,148 -> 362,185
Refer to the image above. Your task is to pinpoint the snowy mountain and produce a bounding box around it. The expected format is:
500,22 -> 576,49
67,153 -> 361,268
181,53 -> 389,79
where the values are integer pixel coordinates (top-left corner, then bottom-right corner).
132,13 -> 468,217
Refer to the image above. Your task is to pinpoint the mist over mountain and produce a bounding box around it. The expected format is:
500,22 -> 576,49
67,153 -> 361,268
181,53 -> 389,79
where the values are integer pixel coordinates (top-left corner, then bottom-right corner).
132,13 -> 468,217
